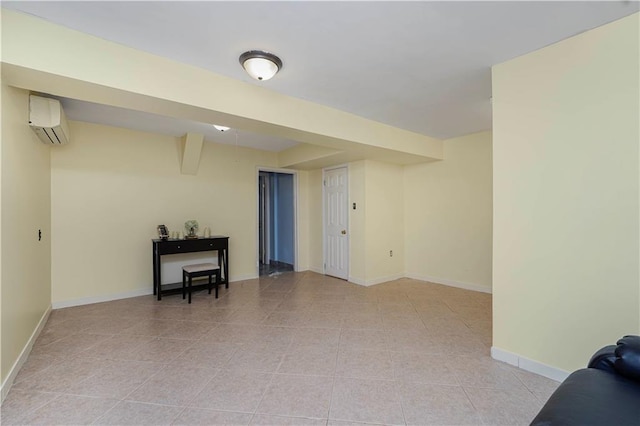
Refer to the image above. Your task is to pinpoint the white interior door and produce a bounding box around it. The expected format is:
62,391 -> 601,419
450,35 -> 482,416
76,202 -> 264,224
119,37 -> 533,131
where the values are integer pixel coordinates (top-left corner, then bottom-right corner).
324,166 -> 348,279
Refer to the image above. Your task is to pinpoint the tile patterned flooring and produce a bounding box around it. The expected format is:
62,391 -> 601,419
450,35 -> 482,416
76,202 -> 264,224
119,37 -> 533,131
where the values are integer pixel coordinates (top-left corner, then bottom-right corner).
259,262 -> 294,278
1,272 -> 559,425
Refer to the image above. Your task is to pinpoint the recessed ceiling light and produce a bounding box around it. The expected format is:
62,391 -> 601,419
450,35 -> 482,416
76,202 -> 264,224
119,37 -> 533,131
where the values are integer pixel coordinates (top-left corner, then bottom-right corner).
213,125 -> 230,132
239,50 -> 283,81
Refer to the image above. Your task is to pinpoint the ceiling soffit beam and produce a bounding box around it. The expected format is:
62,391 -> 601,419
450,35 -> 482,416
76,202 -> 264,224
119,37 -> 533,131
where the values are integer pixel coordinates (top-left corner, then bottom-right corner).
277,140 -> 442,170
277,144 -> 342,168
2,63 -> 436,167
1,9 -> 443,163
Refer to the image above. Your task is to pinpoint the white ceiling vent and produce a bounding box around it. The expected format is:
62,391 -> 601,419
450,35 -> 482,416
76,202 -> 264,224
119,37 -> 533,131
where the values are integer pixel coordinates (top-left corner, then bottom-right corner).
29,95 -> 70,145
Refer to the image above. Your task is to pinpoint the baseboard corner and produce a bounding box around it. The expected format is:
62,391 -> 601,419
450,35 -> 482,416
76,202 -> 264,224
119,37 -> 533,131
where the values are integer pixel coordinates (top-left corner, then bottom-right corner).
405,273 -> 492,294
52,288 -> 153,309
1,304 -> 52,402
491,346 -> 570,383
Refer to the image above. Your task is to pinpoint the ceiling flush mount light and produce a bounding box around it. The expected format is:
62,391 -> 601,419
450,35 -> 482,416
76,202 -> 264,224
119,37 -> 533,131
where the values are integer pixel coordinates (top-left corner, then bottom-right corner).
239,50 -> 283,81
213,125 -> 230,132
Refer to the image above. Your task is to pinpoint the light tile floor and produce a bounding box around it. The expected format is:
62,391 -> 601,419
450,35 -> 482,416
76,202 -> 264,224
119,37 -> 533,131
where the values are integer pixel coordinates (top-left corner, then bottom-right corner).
1,272 -> 559,425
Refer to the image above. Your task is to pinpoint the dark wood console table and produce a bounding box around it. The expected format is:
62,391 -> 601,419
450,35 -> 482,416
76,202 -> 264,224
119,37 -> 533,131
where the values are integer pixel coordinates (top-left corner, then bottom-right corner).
152,236 -> 229,300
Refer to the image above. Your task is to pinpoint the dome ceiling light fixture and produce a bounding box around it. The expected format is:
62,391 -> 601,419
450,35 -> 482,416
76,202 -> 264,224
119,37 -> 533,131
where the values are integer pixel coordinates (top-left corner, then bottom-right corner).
213,125 -> 230,132
239,50 -> 283,81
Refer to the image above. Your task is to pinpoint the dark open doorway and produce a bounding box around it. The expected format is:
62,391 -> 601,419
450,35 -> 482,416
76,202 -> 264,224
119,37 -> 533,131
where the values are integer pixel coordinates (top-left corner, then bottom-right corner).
258,171 -> 295,276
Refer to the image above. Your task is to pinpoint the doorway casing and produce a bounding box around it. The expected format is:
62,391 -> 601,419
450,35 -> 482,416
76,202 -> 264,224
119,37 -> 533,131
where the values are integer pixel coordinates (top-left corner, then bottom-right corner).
256,167 -> 298,277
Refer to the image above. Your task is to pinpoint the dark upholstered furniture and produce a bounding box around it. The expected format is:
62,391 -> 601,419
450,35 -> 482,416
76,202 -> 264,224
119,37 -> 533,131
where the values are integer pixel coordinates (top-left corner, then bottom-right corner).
182,263 -> 221,303
531,335 -> 640,426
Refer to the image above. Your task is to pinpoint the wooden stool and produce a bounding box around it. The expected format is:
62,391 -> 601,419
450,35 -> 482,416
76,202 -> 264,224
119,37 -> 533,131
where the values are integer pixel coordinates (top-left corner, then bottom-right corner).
182,263 -> 221,303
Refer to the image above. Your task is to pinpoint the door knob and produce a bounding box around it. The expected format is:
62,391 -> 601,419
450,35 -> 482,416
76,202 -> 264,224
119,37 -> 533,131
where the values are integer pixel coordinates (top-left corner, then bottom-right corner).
341,230 -> 346,235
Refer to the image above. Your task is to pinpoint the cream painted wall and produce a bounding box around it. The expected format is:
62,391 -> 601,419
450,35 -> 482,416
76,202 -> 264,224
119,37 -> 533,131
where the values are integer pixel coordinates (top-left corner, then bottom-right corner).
364,160 -> 404,283
295,170 -> 309,272
308,160 -> 405,285
493,13 -> 640,372
0,18 -> 3,394
0,85 -> 3,393
404,132 -> 493,292
1,85 -> 52,387
307,169 -> 324,273
348,161 -> 366,283
51,121 -> 281,304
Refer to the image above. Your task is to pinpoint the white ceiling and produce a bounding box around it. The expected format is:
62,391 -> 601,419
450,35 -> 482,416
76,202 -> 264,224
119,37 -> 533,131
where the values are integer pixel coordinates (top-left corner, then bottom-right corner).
4,1 -> 638,151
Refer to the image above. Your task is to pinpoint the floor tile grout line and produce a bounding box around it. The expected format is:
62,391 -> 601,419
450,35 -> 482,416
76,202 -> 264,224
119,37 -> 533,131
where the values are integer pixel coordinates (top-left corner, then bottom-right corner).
6,273 -> 527,426
327,326 -> 347,422
85,395 -> 120,425
1,391 -> 65,423
396,382 -> 409,426
168,406 -> 189,426
460,385 -> 488,426
250,365 -> 278,421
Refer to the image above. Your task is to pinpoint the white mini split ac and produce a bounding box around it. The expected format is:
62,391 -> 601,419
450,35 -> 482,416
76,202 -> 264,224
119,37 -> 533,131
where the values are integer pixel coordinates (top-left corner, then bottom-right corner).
29,95 -> 70,145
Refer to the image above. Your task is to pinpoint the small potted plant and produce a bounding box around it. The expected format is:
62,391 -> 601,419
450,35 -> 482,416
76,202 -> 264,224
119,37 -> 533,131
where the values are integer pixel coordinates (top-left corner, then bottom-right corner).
184,220 -> 199,239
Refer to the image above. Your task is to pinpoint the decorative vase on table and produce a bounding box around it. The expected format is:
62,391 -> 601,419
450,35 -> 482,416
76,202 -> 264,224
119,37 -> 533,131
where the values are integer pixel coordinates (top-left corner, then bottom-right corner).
184,220 -> 199,239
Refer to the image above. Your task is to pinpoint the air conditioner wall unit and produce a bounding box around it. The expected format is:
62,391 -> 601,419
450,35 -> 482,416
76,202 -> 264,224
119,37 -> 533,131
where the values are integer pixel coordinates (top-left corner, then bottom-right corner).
29,95 -> 70,145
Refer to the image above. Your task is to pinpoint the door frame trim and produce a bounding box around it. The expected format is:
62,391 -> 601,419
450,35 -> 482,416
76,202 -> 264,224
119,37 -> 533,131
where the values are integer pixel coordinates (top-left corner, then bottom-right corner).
258,172 -> 271,265
322,164 -> 349,279
256,167 -> 299,277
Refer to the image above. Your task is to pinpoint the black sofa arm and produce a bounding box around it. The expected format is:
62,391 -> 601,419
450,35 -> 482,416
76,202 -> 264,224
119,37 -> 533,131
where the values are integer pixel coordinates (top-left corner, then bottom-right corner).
587,344 -> 617,373
614,335 -> 640,381
587,335 -> 640,381
531,336 -> 640,426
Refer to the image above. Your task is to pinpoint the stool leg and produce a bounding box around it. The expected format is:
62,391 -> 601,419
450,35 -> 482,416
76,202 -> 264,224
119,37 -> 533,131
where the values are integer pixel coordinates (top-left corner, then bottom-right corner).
188,274 -> 192,304
182,270 -> 186,300
215,270 -> 220,298
208,273 -> 212,295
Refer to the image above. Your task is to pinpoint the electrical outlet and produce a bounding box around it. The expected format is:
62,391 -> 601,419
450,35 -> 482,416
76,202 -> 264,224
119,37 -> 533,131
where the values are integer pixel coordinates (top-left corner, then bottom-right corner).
390,250 -> 393,257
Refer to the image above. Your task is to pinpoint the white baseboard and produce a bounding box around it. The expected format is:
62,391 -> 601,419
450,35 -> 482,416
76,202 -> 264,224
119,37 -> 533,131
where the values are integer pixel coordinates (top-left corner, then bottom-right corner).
51,274 -> 265,310
230,274 -> 259,282
52,274 -> 262,309
307,268 -> 491,294
405,273 -> 492,294
491,346 -> 569,383
51,272 -> 489,309
366,273 -> 404,286
348,273 -> 405,287
348,276 -> 366,286
52,288 -> 153,309
1,305 -> 52,402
